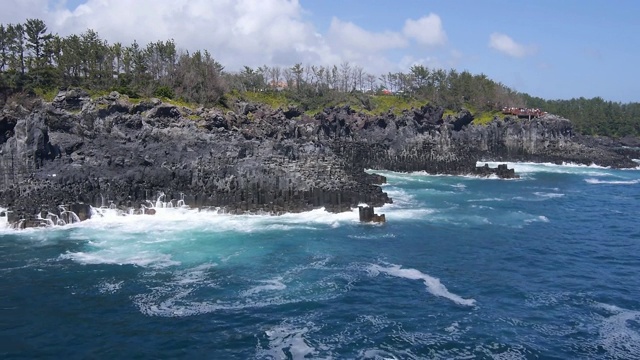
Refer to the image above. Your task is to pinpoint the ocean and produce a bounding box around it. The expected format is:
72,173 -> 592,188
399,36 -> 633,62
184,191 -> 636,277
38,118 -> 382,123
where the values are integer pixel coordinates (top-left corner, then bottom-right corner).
1,162 -> 639,359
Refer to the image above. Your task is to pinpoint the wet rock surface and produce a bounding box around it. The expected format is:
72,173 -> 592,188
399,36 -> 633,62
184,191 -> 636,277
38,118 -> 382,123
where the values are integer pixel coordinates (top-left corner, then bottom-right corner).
0,91 -> 635,227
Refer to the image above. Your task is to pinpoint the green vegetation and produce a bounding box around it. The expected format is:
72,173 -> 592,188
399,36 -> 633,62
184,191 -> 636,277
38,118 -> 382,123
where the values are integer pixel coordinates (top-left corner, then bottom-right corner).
239,91 -> 295,110
367,95 -> 425,115
1,18 -> 638,136
33,87 -> 57,102
472,111 -> 500,125
523,94 -> 640,137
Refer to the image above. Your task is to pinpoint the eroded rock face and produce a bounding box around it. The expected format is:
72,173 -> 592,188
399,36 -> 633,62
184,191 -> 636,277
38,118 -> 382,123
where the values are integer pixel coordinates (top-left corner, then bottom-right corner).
0,91 -> 635,227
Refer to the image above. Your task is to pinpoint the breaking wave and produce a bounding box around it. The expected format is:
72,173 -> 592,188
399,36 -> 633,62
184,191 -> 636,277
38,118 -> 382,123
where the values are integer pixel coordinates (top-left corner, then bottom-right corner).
585,178 -> 640,185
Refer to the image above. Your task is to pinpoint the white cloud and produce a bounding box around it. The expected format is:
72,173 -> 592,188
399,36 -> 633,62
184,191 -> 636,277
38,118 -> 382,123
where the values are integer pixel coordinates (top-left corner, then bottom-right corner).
328,17 -> 407,53
488,32 -> 536,58
399,55 -> 444,72
2,0 -> 330,69
403,13 -> 447,46
0,1 -> 457,75
0,0 -> 50,24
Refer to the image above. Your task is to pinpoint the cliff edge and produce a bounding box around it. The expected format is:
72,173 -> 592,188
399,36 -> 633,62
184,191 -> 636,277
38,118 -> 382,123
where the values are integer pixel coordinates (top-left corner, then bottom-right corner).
0,90 -> 635,227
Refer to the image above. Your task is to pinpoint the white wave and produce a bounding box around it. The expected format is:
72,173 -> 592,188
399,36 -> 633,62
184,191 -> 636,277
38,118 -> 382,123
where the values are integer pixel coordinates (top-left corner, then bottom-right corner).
445,321 -> 460,334
585,178 -> 640,185
83,206 -> 362,233
512,194 -> 562,202
98,280 -> 124,294
380,188 -> 417,208
171,263 -> 217,286
359,349 -> 400,360
367,263 -> 476,306
370,169 -> 504,181
533,192 -> 565,198
468,197 -> 504,202
478,161 -> 621,178
257,325 -> 319,360
59,250 -> 180,268
241,277 -> 287,296
133,257 -> 358,317
594,303 -> 640,359
479,160 -> 609,171
378,207 -> 435,221
347,233 -> 397,240
524,215 -> 550,224
470,204 -> 494,210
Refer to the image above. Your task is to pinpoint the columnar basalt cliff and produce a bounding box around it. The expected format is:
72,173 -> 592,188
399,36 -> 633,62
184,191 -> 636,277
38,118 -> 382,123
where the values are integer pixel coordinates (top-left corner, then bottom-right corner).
457,114 -> 636,168
0,90 -> 635,227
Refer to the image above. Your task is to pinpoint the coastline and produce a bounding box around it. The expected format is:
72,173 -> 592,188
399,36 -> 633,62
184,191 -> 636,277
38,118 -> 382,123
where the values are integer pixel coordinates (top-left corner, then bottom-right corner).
0,90 -> 637,228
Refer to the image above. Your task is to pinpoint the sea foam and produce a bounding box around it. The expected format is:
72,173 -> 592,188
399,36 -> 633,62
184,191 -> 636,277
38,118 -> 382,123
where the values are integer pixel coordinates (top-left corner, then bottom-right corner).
594,303 -> 640,359
368,263 -> 476,306
585,178 -> 640,185
241,277 -> 287,297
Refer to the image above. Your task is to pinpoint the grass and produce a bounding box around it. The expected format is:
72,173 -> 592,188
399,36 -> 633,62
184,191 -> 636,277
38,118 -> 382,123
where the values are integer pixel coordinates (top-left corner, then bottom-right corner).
89,89 -> 111,100
161,97 -> 198,109
472,110 -> 501,125
365,95 -> 426,115
33,88 -> 58,102
443,109 -> 458,118
240,91 -> 296,110
230,91 -> 430,117
125,97 -> 143,104
30,86 -> 504,127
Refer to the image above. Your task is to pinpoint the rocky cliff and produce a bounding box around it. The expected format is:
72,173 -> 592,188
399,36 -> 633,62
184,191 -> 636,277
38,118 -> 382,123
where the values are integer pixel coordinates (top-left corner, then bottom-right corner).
0,90 -> 635,227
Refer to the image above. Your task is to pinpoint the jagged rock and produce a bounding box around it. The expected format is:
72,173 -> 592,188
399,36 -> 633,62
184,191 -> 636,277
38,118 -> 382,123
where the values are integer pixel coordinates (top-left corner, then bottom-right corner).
52,89 -> 90,111
474,163 -> 519,179
358,206 -> 386,223
70,203 -> 92,221
0,95 -> 636,228
147,104 -> 180,118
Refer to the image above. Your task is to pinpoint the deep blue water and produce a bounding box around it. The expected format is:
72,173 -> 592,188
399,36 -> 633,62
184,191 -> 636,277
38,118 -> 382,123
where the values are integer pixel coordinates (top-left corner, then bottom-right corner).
1,162 -> 640,359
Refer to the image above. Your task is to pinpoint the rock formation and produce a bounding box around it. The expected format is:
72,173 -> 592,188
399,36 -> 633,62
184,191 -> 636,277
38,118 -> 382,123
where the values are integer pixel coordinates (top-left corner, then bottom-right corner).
358,206 -> 386,223
0,90 -> 635,227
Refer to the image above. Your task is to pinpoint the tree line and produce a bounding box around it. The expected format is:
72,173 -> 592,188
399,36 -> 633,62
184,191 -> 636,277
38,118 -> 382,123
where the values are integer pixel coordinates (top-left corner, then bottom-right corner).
0,19 -> 638,136
523,95 -> 640,137
224,62 -> 525,113
0,19 -> 225,105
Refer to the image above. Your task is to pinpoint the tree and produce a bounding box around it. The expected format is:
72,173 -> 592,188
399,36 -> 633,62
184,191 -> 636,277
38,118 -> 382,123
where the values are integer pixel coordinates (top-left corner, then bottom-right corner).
25,18 -> 52,70
172,50 -> 226,106
339,61 -> 351,92
410,65 -> 429,90
8,24 -> 26,74
0,25 -> 9,71
290,63 -> 303,91
112,42 -> 123,79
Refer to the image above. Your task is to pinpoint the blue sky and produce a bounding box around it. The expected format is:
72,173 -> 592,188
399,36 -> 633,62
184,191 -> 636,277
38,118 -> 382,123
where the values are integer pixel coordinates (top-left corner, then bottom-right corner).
2,0 -> 638,102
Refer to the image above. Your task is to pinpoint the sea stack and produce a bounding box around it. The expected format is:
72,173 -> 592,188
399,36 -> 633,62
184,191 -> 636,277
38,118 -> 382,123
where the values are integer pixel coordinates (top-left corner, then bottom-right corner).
358,206 -> 386,223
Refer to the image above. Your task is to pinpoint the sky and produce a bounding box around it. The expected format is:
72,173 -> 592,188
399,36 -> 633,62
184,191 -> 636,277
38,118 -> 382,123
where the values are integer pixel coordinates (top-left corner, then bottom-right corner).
1,0 -> 638,103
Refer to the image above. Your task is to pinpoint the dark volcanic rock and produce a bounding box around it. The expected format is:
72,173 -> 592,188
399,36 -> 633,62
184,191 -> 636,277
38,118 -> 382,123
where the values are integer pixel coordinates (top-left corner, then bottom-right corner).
358,206 -> 386,223
474,163 -> 519,179
52,89 -> 90,111
0,91 -> 636,228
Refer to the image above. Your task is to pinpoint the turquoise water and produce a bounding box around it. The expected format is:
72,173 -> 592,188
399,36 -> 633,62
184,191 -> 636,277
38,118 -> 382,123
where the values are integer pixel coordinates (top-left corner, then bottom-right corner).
1,162 -> 639,359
